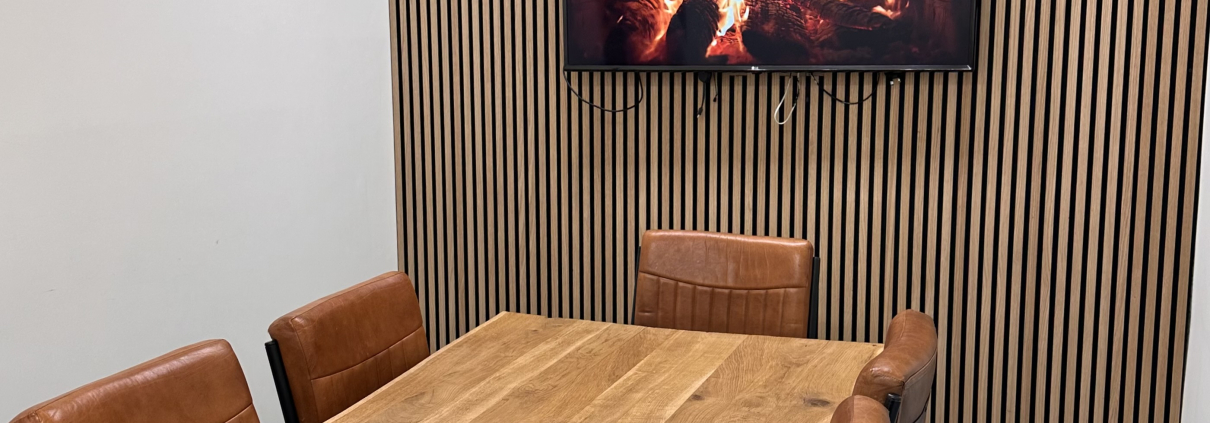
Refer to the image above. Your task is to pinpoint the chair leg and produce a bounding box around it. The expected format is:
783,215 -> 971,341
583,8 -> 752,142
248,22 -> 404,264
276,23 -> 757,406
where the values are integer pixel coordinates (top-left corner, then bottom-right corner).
885,393 -> 903,423
266,340 -> 301,423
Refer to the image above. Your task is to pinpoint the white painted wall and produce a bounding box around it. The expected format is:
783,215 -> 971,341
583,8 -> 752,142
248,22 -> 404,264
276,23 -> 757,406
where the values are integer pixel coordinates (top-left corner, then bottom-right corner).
0,1 -> 397,421
1184,61 -> 1210,419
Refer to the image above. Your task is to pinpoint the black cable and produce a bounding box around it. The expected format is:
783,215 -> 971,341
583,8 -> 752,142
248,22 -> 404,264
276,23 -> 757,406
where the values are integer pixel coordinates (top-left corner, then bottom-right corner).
695,84 -> 710,116
693,72 -> 725,117
706,71 -> 716,103
562,71 -> 645,113
808,72 -> 881,106
696,72 -> 711,115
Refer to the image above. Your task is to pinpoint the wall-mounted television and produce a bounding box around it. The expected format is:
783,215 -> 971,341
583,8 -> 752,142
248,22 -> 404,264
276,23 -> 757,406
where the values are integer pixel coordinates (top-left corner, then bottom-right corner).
563,0 -> 978,72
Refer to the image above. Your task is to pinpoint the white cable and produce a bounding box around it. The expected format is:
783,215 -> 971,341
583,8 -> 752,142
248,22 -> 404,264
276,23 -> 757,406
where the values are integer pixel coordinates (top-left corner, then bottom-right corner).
774,74 -> 802,125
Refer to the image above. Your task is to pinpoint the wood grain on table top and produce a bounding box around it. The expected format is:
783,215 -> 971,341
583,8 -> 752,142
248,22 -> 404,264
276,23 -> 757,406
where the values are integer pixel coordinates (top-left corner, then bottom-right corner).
328,312 -> 883,423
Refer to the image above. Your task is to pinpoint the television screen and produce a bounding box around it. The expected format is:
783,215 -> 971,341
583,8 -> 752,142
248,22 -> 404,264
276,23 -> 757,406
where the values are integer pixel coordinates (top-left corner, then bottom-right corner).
563,0 -> 977,71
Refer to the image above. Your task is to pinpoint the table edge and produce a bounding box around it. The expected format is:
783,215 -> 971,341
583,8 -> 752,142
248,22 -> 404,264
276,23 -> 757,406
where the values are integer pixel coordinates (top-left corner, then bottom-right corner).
325,313 -> 885,422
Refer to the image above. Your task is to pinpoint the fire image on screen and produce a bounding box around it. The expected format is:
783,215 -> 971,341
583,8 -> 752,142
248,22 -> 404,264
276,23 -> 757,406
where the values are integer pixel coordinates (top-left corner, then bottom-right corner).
564,0 -> 976,69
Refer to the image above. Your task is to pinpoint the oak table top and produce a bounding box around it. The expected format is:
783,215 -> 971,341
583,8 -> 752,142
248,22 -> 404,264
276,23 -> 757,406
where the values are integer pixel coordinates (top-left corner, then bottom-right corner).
328,312 -> 884,423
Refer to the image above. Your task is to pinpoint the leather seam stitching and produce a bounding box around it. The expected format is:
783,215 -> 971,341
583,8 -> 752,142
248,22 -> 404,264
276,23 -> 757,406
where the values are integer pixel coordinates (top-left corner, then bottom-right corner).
222,404 -> 255,423
285,318 -> 323,420
639,269 -> 810,290
690,284 -> 697,329
309,326 -> 424,381
895,347 -> 938,383
778,288 -> 786,335
876,320 -> 936,385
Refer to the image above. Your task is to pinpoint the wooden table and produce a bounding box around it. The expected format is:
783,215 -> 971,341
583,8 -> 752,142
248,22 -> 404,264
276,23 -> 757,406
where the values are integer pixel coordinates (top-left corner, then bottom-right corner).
329,313 -> 884,423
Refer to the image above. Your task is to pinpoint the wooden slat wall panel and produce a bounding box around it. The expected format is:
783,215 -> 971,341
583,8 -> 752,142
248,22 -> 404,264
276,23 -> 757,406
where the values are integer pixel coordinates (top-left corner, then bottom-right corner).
392,0 -> 1210,421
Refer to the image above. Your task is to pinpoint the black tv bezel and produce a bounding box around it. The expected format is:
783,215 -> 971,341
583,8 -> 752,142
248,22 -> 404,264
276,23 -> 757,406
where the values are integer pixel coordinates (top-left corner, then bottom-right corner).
560,0 -> 981,73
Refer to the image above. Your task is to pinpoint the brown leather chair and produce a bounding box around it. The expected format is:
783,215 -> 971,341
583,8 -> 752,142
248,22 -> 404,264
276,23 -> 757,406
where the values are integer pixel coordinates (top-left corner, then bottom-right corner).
634,230 -> 819,338
830,395 -> 892,423
852,310 -> 938,423
266,271 -> 429,423
9,340 -> 258,423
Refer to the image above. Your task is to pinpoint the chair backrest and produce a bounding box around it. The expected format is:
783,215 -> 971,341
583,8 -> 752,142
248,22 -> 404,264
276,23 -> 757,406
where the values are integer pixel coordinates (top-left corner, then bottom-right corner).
268,271 -> 429,423
9,340 -> 258,423
634,230 -> 816,338
852,310 -> 938,423
830,395 -> 892,423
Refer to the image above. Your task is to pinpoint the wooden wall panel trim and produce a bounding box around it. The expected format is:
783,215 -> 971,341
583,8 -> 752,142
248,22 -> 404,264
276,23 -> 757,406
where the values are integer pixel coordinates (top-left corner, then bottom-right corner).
391,0 -> 405,273
391,1 -> 1210,421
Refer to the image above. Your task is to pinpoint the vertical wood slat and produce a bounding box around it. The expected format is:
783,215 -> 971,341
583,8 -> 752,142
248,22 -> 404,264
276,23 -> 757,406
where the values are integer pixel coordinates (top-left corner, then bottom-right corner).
392,1 -> 1210,422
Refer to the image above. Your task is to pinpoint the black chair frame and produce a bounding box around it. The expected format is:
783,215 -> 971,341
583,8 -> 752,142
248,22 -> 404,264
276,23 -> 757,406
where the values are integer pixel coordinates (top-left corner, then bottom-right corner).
885,393 -> 903,423
265,339 -> 301,423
